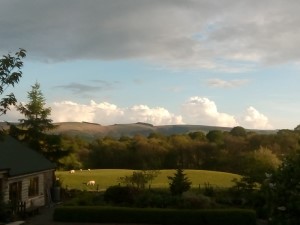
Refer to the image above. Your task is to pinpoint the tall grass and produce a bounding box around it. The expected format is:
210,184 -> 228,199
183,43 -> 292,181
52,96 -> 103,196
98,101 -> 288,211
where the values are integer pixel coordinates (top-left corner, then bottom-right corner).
55,169 -> 240,191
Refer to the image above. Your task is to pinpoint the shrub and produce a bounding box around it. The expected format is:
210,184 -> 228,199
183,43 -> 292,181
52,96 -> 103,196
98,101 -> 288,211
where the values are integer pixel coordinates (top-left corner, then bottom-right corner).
180,192 -> 215,209
53,206 -> 257,225
63,191 -> 104,206
119,170 -> 160,189
202,182 -> 215,197
104,185 -> 139,205
267,150 -> 300,224
0,198 -> 12,222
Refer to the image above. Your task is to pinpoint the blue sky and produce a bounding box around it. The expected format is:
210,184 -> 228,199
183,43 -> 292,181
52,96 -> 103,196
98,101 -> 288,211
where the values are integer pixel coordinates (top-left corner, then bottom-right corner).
1,0 -> 300,129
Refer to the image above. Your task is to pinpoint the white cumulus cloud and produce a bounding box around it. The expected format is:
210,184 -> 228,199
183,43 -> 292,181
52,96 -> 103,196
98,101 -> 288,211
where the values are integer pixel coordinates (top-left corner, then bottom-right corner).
2,99 -> 273,130
181,96 -> 239,127
51,101 -> 95,122
239,106 -> 273,129
50,100 -> 183,126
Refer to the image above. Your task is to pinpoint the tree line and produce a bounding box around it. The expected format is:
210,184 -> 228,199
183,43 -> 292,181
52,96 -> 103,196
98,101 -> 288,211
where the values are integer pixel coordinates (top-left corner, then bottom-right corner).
58,126 -> 300,181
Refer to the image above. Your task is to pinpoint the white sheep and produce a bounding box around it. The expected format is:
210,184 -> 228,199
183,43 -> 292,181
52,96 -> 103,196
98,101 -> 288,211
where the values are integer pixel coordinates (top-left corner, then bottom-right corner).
87,180 -> 95,186
70,169 -> 75,173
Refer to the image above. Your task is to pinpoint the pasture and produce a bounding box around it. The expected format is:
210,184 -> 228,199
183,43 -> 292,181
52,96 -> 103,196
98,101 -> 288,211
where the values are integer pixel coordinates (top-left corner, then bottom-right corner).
56,169 -> 240,191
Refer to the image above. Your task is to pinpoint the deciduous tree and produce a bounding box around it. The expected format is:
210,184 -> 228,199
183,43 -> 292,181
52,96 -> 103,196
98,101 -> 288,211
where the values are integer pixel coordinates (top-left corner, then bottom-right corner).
0,49 -> 26,137
267,150 -> 300,224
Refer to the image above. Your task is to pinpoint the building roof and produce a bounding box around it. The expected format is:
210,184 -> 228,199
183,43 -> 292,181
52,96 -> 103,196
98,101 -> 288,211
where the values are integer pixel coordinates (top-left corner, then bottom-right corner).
0,135 -> 56,177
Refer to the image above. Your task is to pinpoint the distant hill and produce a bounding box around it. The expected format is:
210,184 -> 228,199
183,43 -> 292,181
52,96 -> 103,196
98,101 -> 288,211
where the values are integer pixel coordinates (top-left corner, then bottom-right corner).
0,121 -> 277,141
48,122 -> 277,141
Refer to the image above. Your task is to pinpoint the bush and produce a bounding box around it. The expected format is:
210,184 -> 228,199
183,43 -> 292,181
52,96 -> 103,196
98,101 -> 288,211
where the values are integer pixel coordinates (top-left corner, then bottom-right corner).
64,191 -> 104,206
104,185 -> 140,205
0,194 -> 12,222
180,192 -> 215,209
53,206 -> 257,225
202,183 -> 216,197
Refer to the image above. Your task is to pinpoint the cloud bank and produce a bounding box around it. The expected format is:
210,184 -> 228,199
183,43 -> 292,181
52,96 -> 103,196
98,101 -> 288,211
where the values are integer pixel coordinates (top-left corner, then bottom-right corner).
51,100 -> 184,126
181,96 -> 238,127
1,0 -> 300,71
1,97 -> 272,130
51,98 -> 273,129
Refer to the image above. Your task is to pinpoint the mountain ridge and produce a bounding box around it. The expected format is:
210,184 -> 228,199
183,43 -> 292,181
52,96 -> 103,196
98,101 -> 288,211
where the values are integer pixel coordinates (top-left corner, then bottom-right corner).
0,121 -> 277,141
50,122 -> 277,140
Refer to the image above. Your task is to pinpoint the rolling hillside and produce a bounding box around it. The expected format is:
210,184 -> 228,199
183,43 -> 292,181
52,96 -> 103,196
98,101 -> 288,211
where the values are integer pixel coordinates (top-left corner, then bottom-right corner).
56,169 -> 241,190
0,121 -> 276,141
50,122 -> 276,140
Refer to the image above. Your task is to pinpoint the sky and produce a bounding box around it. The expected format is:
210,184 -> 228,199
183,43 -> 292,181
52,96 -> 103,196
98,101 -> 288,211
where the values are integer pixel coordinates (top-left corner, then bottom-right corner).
1,0 -> 300,130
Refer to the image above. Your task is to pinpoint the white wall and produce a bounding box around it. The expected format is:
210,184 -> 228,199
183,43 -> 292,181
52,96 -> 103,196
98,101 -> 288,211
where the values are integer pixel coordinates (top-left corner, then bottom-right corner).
3,173 -> 45,208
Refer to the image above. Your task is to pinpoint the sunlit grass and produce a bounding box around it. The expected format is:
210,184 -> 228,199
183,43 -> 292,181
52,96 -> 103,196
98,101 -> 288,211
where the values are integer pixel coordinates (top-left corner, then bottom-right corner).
55,169 -> 240,191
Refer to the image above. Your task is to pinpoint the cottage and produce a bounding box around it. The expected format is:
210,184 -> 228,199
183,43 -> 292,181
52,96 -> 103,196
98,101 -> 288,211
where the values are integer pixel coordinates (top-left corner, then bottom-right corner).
0,135 -> 56,212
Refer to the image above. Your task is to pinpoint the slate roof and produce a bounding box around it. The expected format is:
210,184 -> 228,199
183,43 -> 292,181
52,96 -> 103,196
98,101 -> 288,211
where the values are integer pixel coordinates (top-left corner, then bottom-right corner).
0,135 -> 56,177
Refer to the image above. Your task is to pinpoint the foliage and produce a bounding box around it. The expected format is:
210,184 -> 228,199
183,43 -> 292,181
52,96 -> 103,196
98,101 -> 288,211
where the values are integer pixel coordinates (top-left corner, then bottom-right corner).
64,191 -> 104,206
188,131 -> 206,141
10,82 -> 70,164
230,126 -> 247,137
228,176 -> 259,207
180,191 -> 216,209
168,168 -> 192,196
244,147 -> 281,183
104,185 -> 139,205
14,82 -> 54,139
119,170 -> 160,189
65,127 -> 300,176
0,49 -> 26,137
59,153 -> 82,170
202,182 -> 215,197
0,193 -> 12,222
267,150 -> 300,224
133,189 -> 175,208
59,135 -> 88,170
0,49 -> 26,116
54,206 -> 257,225
206,130 -> 224,145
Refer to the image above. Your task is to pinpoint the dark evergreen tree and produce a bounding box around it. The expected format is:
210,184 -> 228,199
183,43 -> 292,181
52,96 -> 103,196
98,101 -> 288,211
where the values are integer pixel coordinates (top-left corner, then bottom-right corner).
168,167 -> 191,196
11,82 -> 70,165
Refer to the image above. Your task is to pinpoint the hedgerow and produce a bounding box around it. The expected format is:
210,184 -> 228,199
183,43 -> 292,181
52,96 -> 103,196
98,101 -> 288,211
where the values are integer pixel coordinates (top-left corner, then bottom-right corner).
53,206 -> 256,225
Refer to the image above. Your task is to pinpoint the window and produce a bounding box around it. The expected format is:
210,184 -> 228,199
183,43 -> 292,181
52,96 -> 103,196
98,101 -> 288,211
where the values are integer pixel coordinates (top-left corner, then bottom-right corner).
28,177 -> 39,197
9,181 -> 22,202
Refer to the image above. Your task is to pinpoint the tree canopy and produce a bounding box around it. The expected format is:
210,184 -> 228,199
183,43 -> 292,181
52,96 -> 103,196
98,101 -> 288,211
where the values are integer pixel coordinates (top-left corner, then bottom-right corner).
0,49 -> 26,137
168,167 -> 192,196
0,49 -> 26,116
10,82 -> 70,165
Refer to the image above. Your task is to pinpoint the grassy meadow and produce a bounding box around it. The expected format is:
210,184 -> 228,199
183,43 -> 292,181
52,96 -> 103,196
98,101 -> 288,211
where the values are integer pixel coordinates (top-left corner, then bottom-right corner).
55,169 -> 240,191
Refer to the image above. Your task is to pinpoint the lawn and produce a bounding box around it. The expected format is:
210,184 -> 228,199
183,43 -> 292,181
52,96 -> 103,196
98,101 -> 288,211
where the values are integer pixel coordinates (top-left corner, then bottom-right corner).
55,169 -> 240,191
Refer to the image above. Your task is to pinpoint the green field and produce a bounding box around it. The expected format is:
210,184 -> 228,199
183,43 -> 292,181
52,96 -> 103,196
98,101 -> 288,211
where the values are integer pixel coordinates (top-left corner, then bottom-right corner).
56,169 -> 240,191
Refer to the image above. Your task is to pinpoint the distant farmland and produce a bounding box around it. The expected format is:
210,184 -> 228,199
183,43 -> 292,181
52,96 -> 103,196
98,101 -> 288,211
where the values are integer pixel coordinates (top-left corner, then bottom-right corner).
56,169 -> 241,191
